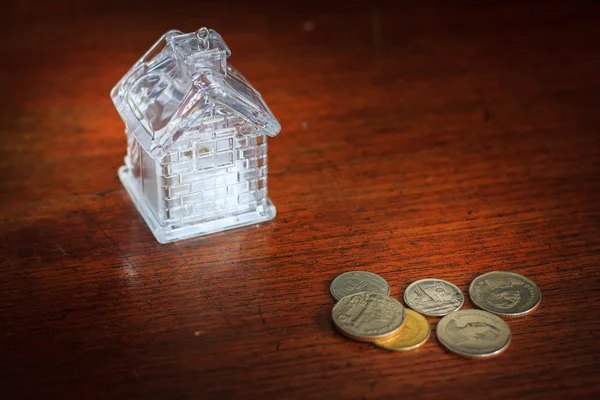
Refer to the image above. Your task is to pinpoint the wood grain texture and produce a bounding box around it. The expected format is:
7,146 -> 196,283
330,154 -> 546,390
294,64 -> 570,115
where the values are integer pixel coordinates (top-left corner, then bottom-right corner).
1,1 -> 600,399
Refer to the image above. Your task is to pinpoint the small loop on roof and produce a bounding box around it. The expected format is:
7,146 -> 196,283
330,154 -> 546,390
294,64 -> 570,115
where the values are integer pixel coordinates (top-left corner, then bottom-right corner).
195,27 -> 209,49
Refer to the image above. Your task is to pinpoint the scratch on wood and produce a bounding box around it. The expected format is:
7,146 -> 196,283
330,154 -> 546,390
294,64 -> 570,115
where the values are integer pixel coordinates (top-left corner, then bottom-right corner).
179,243 -> 234,329
83,212 -> 144,278
216,300 -> 234,329
56,245 -> 68,256
96,187 -> 122,197
258,303 -> 267,325
4,257 -> 15,268
478,95 -> 492,122
172,245 -> 214,302
241,261 -> 260,276
550,244 -> 580,271
157,263 -> 185,286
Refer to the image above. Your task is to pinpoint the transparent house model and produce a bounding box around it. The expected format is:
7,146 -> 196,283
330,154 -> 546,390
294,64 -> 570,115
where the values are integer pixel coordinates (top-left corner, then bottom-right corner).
111,28 -> 281,243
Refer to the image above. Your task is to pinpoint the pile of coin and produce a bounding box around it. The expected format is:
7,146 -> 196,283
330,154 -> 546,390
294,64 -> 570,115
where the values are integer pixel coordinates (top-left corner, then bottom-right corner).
330,270 -> 541,358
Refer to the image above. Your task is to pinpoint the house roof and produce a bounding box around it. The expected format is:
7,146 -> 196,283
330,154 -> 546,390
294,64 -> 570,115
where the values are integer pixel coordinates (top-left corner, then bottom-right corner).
111,29 -> 281,159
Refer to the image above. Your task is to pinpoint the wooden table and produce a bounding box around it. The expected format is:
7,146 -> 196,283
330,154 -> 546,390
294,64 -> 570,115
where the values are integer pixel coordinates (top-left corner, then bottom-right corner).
2,1 -> 600,399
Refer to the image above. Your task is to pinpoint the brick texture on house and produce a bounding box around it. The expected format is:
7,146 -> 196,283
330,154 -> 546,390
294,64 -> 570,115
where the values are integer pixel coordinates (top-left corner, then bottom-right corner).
126,107 -> 268,228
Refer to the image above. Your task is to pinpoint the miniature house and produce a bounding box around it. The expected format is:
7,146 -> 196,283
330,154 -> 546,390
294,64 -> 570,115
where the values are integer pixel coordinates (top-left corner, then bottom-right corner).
111,28 -> 281,243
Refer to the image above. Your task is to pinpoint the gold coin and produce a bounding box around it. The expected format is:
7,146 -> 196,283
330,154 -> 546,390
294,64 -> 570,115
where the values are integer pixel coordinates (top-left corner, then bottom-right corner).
374,309 -> 431,351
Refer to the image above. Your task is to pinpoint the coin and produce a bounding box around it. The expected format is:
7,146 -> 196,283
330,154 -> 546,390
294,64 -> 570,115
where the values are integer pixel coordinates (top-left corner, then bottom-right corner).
469,271 -> 541,317
374,309 -> 430,351
403,278 -> 464,316
330,271 -> 391,301
437,309 -> 511,358
332,292 -> 406,342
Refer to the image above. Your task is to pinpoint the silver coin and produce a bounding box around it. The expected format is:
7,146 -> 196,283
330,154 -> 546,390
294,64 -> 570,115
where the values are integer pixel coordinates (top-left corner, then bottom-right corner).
469,271 -> 541,317
403,278 -> 464,316
332,292 -> 406,342
437,309 -> 511,358
330,271 -> 390,301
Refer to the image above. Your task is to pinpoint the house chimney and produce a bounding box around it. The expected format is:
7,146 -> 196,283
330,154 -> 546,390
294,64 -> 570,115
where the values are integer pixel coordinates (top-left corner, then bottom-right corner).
168,28 -> 231,76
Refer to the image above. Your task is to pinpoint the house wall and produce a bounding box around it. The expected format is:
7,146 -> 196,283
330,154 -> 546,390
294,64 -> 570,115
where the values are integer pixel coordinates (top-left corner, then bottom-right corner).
145,108 -> 269,228
124,131 -> 161,220
125,131 -> 147,207
141,150 -> 159,217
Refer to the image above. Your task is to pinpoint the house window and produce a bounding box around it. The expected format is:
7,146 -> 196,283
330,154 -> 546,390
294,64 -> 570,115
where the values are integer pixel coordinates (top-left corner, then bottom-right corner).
192,129 -> 235,171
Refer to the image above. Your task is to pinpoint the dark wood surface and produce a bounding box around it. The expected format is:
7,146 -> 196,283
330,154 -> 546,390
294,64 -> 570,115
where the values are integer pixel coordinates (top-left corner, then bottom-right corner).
2,1 -> 600,399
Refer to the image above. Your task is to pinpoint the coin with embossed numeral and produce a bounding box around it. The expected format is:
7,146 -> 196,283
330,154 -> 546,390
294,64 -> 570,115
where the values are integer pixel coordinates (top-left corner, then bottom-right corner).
404,278 -> 464,317
332,292 -> 406,342
330,271 -> 390,301
374,309 -> 430,351
437,309 -> 511,358
469,271 -> 541,317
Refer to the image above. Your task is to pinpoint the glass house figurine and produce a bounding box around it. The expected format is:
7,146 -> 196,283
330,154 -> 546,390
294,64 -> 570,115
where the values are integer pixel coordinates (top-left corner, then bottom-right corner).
111,28 -> 281,243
